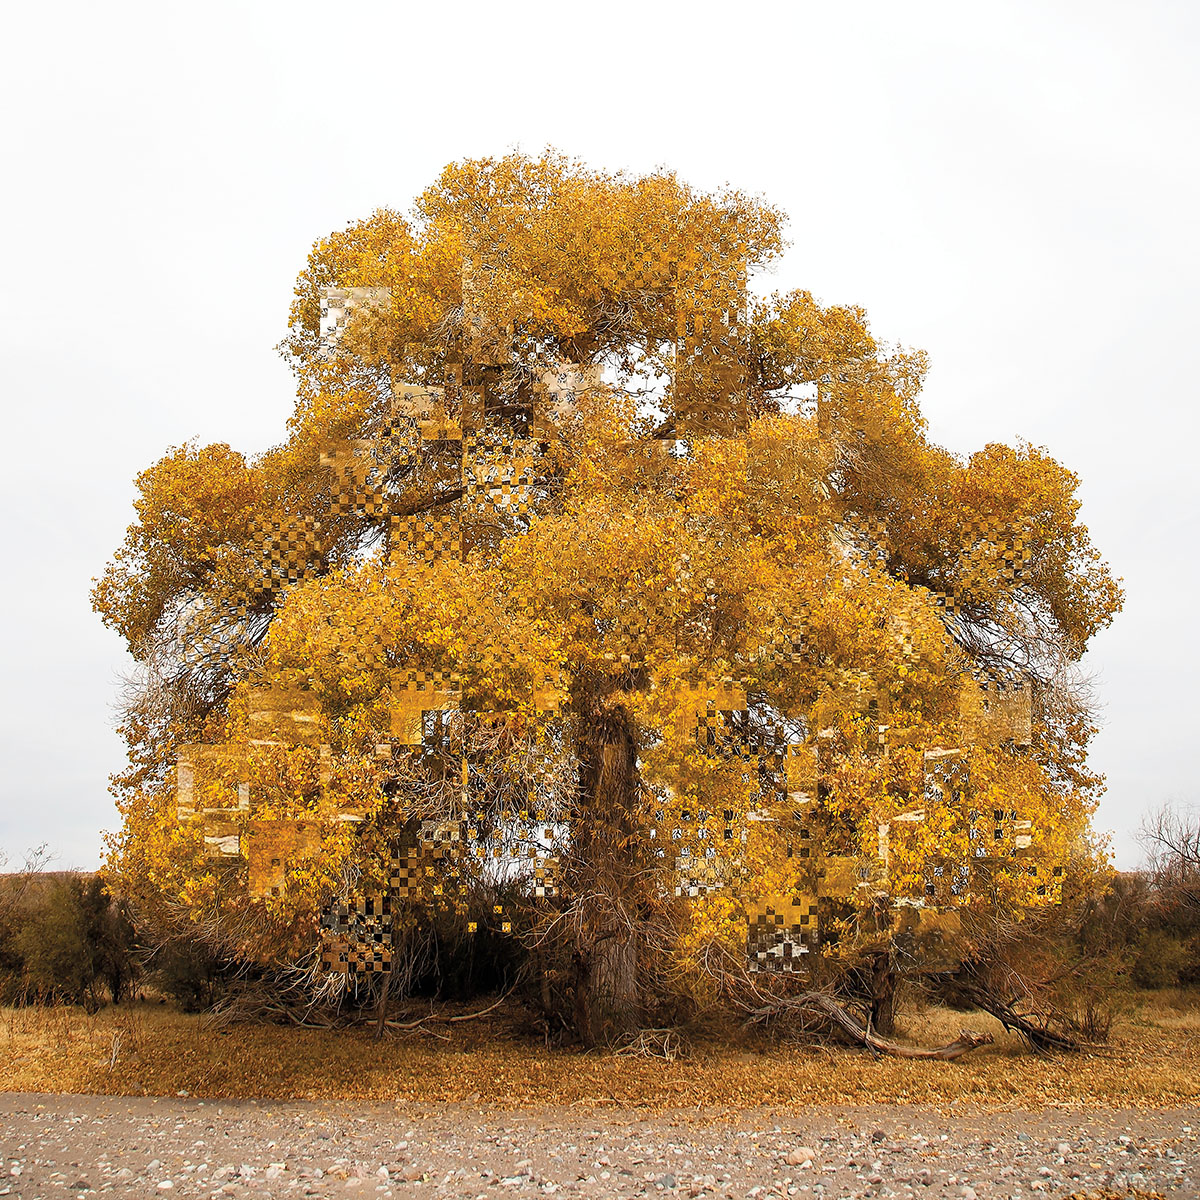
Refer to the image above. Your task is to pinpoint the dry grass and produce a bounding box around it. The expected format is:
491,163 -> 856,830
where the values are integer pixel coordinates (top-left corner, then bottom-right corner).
3,992 -> 1198,1112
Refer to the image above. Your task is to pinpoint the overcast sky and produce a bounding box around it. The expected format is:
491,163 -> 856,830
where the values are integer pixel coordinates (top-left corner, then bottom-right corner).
1,0 -> 1195,871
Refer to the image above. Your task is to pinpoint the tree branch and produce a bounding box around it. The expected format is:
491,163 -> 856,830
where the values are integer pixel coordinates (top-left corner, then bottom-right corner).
743,991 -> 994,1060
377,985 -> 515,1033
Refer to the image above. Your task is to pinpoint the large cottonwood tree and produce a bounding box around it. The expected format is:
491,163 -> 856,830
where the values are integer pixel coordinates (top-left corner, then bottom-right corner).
94,153 -> 1121,1043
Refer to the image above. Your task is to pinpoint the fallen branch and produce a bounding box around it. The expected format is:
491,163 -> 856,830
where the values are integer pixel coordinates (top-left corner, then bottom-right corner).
954,987 -> 1079,1053
380,987 -> 515,1033
744,992 -> 994,1061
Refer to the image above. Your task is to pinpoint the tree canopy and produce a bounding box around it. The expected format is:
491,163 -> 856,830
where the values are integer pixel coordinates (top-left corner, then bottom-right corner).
94,152 -> 1122,1043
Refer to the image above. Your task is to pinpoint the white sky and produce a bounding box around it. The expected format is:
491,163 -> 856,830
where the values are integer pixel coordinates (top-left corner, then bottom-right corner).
1,0 -> 1195,871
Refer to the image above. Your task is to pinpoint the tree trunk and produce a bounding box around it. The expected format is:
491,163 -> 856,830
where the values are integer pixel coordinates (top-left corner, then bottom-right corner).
574,931 -> 640,1047
374,965 -> 392,1041
570,703 -> 644,1047
951,981 -> 1080,1053
869,949 -> 897,1036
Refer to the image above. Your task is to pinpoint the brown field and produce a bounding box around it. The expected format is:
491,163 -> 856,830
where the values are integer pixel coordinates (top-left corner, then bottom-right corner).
3,991 -> 1199,1112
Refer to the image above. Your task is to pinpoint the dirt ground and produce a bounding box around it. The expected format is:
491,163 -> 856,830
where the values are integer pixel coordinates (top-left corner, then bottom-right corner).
0,1095 -> 1194,1200
3,997 -> 1199,1199
4,998 -> 1200,1111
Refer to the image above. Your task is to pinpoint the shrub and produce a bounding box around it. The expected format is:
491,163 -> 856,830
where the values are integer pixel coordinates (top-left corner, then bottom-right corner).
1133,928 -> 1190,989
13,877 -> 99,1007
0,871 -> 138,1008
148,933 -> 230,1012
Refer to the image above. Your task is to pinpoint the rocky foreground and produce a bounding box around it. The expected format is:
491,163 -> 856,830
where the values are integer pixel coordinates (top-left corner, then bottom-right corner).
0,1096 -> 1194,1200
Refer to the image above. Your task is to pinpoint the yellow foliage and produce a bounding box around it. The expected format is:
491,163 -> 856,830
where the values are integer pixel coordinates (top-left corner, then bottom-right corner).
93,152 -> 1121,991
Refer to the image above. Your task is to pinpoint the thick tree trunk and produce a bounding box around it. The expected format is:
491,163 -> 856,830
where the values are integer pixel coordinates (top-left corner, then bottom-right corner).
570,703 -> 644,1047
574,931 -> 640,1047
868,949 -> 897,1036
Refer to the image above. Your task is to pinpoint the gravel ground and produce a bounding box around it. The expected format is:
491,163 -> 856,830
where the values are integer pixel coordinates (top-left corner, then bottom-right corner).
1,1095 -> 1194,1200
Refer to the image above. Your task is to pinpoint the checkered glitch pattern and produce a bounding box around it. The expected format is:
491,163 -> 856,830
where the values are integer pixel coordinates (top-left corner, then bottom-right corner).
320,896 -> 393,975
673,850 -> 725,897
748,897 -> 819,974
318,287 -> 390,359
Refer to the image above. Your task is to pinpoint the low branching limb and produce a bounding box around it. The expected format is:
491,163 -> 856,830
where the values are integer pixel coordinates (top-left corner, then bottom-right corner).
743,991 -> 993,1060
953,985 -> 1080,1053
700,937 -> 990,1060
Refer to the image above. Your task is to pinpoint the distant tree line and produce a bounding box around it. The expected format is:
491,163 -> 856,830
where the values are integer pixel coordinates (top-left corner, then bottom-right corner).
0,849 -> 226,1011
0,855 -> 136,1009
1128,802 -> 1200,987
